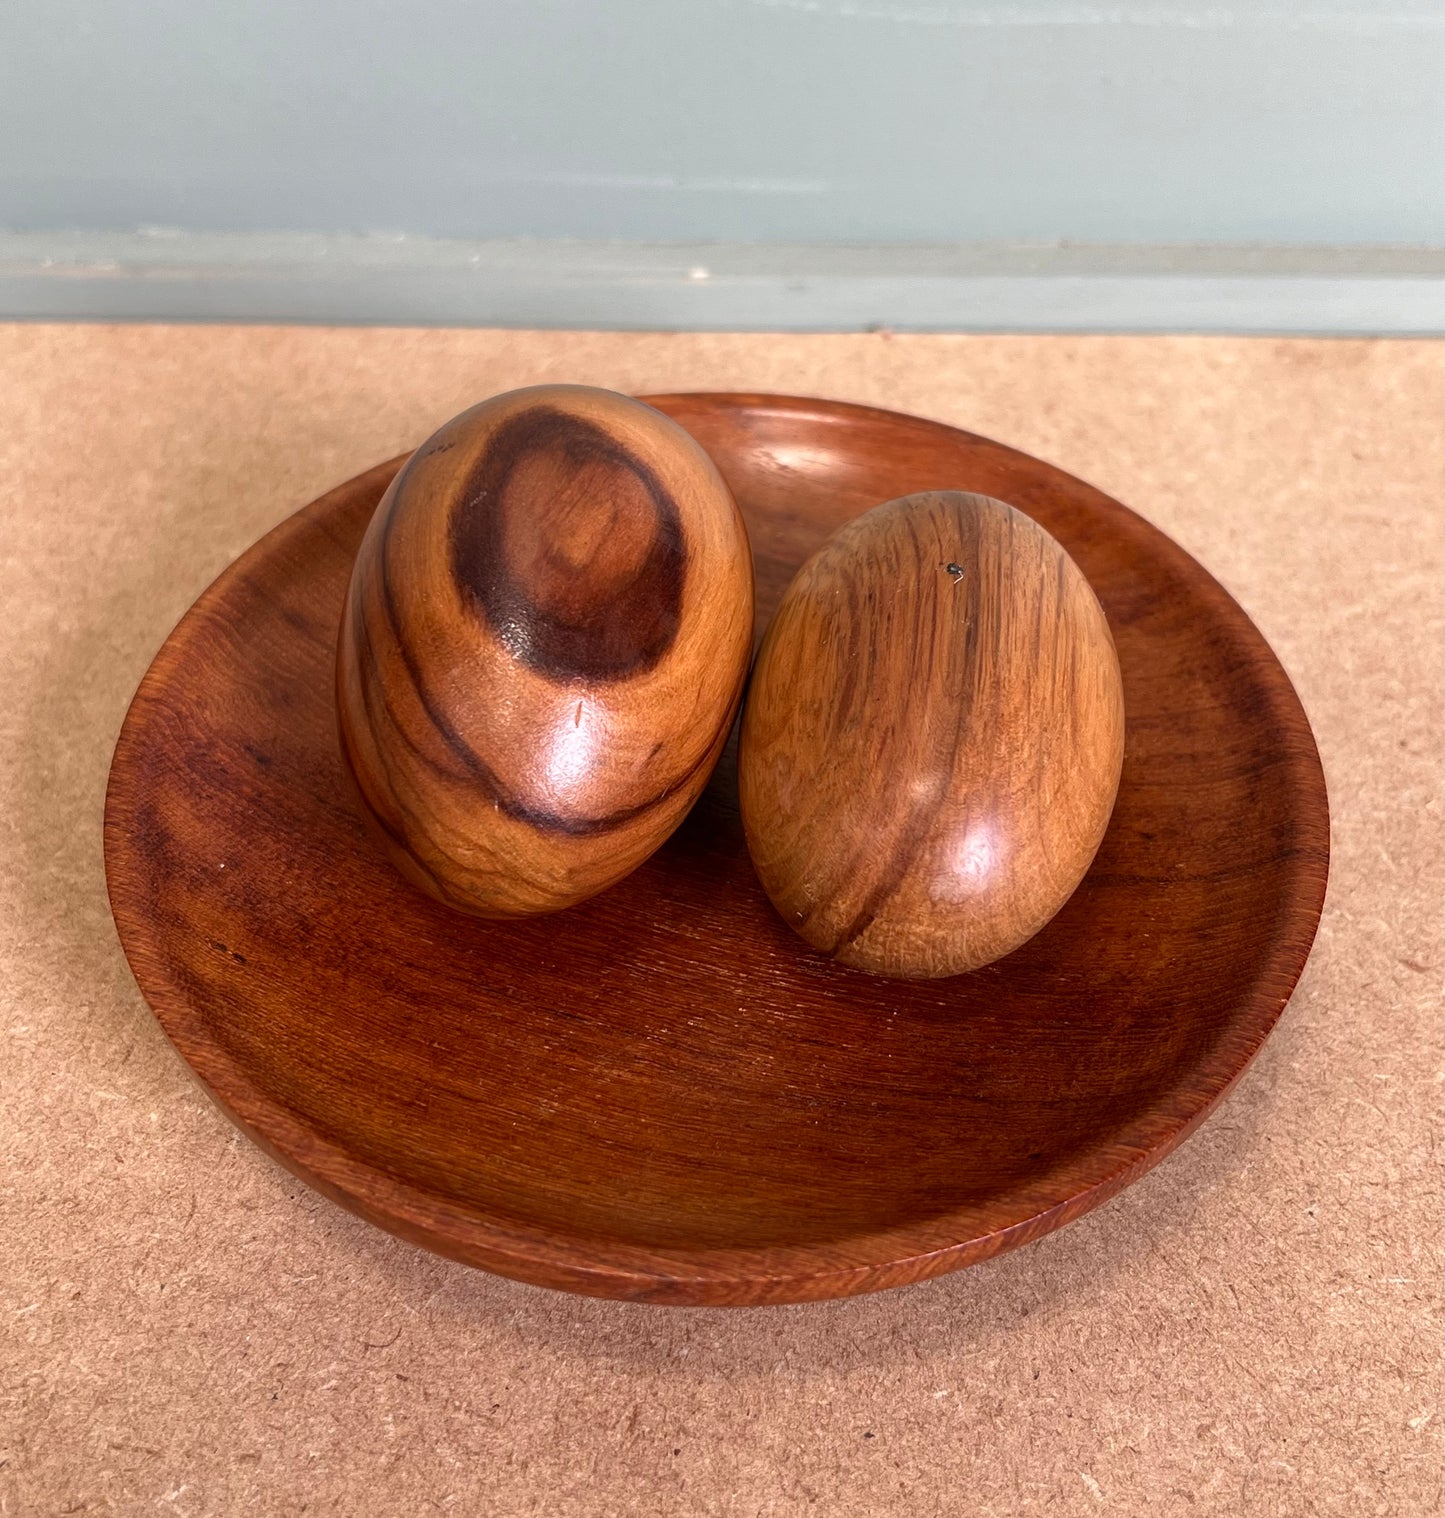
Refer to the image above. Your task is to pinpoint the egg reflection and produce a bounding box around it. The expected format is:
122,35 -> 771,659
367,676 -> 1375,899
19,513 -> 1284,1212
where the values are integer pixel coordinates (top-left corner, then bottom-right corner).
543,702 -> 603,800
946,819 -> 1004,899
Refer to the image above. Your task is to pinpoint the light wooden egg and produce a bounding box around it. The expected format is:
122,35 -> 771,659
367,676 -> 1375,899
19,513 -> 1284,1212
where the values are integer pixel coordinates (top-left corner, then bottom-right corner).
739,490 -> 1125,978
337,384 -> 754,917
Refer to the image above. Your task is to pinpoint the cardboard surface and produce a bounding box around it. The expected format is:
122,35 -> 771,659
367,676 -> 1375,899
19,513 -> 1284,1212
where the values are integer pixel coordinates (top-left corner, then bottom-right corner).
1,326 -> 1440,1517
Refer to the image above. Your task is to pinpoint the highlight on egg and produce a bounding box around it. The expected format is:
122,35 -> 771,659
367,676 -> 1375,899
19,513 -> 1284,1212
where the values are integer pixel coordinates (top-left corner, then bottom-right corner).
336,384 -> 755,918
739,489 -> 1125,979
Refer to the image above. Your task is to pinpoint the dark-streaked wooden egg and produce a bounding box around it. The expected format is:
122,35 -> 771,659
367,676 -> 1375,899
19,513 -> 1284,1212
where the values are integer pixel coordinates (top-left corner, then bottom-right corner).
739,489 -> 1125,979
337,384 -> 754,917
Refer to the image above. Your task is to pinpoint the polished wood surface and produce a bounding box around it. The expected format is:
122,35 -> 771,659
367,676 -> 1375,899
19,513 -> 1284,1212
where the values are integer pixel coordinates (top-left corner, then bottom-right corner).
337,384 -> 753,917
103,394 -> 1329,1306
741,490 -> 1125,978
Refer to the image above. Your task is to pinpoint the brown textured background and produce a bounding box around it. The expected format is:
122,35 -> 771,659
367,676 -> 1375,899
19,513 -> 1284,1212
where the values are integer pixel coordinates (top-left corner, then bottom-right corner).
1,326 -> 1440,1517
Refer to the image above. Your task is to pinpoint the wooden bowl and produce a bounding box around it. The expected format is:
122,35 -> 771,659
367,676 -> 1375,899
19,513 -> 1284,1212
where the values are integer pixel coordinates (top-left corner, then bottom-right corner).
104,394 -> 1329,1306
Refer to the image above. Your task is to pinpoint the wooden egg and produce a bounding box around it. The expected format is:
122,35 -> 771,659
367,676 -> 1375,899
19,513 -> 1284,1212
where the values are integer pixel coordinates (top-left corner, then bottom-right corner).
337,384 -> 754,917
739,490 -> 1125,979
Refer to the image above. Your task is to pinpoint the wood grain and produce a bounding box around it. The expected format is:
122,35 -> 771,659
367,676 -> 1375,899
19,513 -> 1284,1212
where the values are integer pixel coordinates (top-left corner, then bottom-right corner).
741,490 -> 1125,978
336,384 -> 754,917
102,394 -> 1330,1306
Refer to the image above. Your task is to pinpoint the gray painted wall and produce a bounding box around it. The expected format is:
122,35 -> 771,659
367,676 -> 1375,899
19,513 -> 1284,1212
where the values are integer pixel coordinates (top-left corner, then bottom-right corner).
4,1 -> 1441,247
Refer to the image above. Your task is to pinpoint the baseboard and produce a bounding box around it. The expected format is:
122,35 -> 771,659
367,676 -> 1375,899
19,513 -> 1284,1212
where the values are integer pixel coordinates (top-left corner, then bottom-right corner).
1,231 -> 1440,335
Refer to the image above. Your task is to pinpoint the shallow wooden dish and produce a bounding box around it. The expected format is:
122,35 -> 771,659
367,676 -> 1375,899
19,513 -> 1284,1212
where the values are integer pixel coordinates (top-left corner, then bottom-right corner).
104,394 -> 1329,1306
